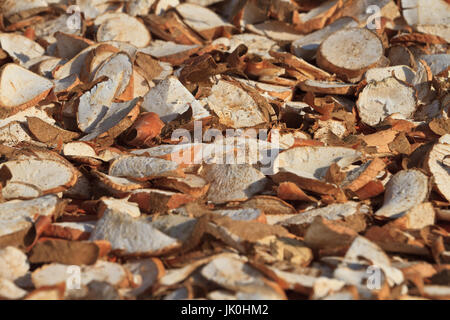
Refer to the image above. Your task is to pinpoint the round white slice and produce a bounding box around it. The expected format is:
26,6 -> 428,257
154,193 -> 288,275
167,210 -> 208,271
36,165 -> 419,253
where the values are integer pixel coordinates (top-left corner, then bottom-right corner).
425,143 -> 450,202
357,77 -> 417,127
0,33 -> 44,65
317,28 -> 384,82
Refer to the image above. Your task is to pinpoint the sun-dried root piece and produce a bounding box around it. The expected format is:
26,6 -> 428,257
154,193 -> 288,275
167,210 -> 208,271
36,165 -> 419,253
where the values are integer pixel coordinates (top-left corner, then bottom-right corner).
176,3 -> 234,41
42,221 -> 96,241
128,189 -> 193,214
122,258 -> 164,298
141,40 -> 200,65
316,28 -> 384,83
365,225 -> 429,256
54,32 -> 94,61
281,202 -> 367,236
0,64 -> 53,119
388,202 -> 435,230
142,77 -> 209,123
89,210 -> 180,256
357,77 -> 417,127
92,52 -> 134,100
79,97 -> 141,142
246,21 -> 303,42
292,17 -> 358,60
0,246 -> 29,281
424,142 -> 450,202
92,170 -> 149,195
294,0 -> 343,34
32,260 -> 129,295
1,159 -> 77,200
0,121 -> 45,148
27,117 -> 79,144
277,182 -> 318,202
420,54 -> 450,77
28,239 -> 108,266
304,217 -> 358,251
0,33 -> 44,65
299,79 -> 356,95
342,158 -> 386,192
364,66 -> 416,83
153,174 -> 209,198
200,255 -> 284,298
109,156 -> 184,181
98,197 -> 141,219
0,278 -> 27,300
96,13 -> 151,48
375,169 -> 429,218
201,164 -> 268,204
272,146 -> 361,195
0,195 -> 64,248
204,79 -> 274,128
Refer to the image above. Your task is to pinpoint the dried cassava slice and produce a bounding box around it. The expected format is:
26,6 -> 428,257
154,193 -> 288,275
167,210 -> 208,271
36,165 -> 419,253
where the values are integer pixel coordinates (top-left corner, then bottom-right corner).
401,0 -> 450,27
27,117 -> 79,144
79,97 -> 141,142
281,202 -> 368,236
92,52 -> 134,100
375,169 -> 429,218
0,246 -> 29,281
201,164 -> 268,204
0,278 -> 27,300
316,28 -> 384,82
122,258 -> 164,298
32,260 -> 129,291
89,210 -> 180,256
92,171 -> 149,194
176,3 -> 234,40
364,66 -> 416,83
128,189 -> 194,214
152,174 -> 209,198
291,17 -> 358,60
0,195 -> 64,247
109,156 -> 184,181
0,64 -> 53,119
96,13 -> 151,48
299,79 -> 356,95
76,78 -> 121,133
98,197 -> 141,219
1,159 -> 77,200
272,146 -> 361,194
141,77 -> 209,123
54,32 -> 95,61
424,142 -> 450,202
0,121 -> 45,148
0,33 -> 44,65
294,0 -> 343,34
204,79 -> 272,128
356,77 -> 417,127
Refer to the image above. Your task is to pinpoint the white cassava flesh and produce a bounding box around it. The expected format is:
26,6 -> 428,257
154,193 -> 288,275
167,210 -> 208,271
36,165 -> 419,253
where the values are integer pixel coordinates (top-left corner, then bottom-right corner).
0,195 -> 63,238
109,156 -> 183,180
1,159 -> 77,199
274,146 -> 362,180
201,164 -> 268,204
89,210 -> 180,255
204,80 -> 269,128
0,246 -> 29,281
141,77 -> 209,123
0,33 -> 44,65
0,64 -> 53,118
96,13 -> 151,48
316,28 -> 384,82
357,77 -> 417,127
375,170 -> 429,218
32,260 -> 128,289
